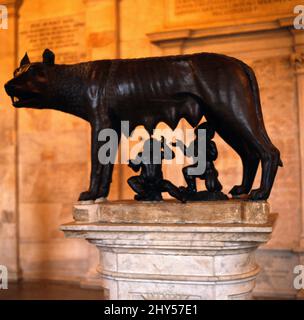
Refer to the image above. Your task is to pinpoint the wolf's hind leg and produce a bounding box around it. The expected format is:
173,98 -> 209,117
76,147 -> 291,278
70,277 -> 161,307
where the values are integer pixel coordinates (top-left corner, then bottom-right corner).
249,144 -> 280,200
230,150 -> 260,197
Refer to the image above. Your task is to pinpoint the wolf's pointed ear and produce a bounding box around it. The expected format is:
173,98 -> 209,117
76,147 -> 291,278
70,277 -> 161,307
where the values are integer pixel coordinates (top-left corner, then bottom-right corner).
42,49 -> 55,65
20,53 -> 30,67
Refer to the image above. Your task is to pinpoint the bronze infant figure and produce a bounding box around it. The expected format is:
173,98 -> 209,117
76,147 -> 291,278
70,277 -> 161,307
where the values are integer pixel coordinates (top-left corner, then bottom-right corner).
128,137 -> 185,202
173,122 -> 222,194
173,121 -> 228,201
4,49 -> 282,202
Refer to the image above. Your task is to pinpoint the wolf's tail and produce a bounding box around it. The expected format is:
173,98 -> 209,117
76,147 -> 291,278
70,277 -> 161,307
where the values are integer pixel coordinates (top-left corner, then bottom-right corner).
239,61 -> 283,167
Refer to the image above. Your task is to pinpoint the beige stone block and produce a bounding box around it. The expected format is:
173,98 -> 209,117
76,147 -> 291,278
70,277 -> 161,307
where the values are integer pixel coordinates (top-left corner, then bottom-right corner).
73,203 -> 99,222
73,200 -> 270,225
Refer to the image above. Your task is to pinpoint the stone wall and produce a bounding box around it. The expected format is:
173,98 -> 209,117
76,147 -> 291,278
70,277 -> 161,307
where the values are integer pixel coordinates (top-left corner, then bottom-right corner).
0,0 -> 20,281
0,0 -> 303,298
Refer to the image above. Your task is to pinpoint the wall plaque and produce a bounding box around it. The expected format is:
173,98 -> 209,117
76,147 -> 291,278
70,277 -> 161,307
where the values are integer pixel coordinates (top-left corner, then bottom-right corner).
19,14 -> 86,64
165,0 -> 298,28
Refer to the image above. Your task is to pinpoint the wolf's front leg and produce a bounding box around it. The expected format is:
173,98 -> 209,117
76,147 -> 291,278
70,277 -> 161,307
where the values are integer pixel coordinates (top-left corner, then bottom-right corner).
78,125 -> 114,202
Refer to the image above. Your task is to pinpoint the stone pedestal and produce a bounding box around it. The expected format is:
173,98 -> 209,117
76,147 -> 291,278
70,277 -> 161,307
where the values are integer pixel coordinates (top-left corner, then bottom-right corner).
61,200 -> 277,300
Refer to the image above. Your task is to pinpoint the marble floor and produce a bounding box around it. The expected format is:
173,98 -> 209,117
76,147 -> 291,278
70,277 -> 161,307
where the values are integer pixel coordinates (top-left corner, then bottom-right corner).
0,280 -> 104,300
0,280 -> 290,300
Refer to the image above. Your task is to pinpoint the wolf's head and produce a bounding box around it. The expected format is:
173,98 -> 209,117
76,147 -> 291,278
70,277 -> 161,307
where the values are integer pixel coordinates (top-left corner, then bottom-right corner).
4,49 -> 56,109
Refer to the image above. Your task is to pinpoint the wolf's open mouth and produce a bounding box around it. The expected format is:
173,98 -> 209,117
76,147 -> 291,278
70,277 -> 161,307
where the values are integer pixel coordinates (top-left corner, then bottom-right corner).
10,92 -> 40,107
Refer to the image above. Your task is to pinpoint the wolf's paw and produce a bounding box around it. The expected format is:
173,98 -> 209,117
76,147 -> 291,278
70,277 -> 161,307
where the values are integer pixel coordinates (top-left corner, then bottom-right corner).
248,189 -> 269,201
78,190 -> 99,202
229,185 -> 248,197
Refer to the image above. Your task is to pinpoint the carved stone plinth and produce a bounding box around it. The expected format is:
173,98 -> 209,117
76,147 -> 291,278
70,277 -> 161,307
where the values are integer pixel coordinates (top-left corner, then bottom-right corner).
61,200 -> 277,300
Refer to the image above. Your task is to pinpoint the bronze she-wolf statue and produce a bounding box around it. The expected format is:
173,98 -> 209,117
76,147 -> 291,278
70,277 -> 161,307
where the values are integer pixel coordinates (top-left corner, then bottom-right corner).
4,49 -> 282,202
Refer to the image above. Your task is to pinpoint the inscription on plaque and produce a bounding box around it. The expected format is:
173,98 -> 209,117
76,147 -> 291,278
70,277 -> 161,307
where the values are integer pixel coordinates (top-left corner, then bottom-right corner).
165,0 -> 299,28
19,14 -> 86,64
175,0 -> 258,16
